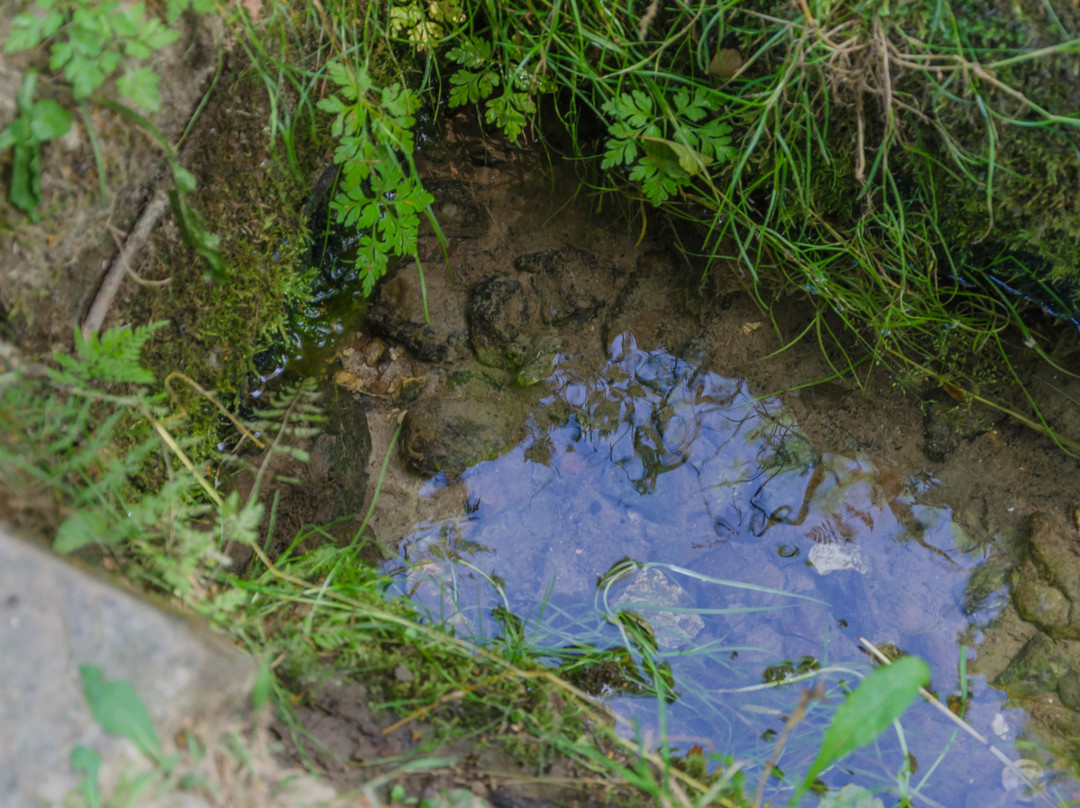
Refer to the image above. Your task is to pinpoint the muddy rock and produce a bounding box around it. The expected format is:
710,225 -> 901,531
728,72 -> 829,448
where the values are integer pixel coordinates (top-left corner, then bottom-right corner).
401,372 -> 536,477
367,262 -> 469,362
423,177 -> 488,239
514,248 -> 602,326
305,385 -> 373,523
1059,667 -> 1080,711
1025,511 -> 1080,602
995,633 -> 1074,698
1012,566 -> 1073,636
962,559 -> 1012,616
468,276 -> 532,369
1009,511 -> 1080,639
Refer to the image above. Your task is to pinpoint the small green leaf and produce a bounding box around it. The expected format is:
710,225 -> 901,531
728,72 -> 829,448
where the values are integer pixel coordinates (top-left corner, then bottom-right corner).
316,95 -> 345,114
5,13 -> 47,52
172,164 -> 197,194
139,17 -> 180,50
71,745 -> 102,808
798,656 -> 930,798
55,509 -> 115,553
79,665 -> 163,762
30,99 -> 73,142
253,656 -> 273,713
117,66 -> 161,110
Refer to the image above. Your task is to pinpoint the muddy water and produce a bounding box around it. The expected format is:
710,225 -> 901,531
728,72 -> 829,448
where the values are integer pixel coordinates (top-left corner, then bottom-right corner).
383,335 -> 1077,808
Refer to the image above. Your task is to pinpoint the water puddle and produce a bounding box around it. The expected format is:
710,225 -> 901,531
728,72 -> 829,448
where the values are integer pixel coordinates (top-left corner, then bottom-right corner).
387,335 -> 1077,806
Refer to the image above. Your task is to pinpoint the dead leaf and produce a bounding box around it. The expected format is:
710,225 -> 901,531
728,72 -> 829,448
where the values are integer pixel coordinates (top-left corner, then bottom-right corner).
709,48 -> 744,79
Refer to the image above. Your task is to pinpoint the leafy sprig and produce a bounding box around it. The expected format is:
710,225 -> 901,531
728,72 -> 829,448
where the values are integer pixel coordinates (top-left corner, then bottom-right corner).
6,0 -> 181,110
0,70 -> 72,219
601,86 -> 736,205
317,61 -> 434,295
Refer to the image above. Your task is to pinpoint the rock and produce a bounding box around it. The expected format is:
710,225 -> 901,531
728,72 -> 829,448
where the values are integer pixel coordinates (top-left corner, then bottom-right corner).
367,262 -> 470,362
0,529 -> 255,806
304,383 -> 373,524
995,633 -> 1072,698
423,177 -> 489,238
1059,668 -> 1080,711
468,276 -> 532,369
809,542 -> 869,575
1025,511 -> 1080,602
603,250 -> 695,351
962,560 -> 1011,616
610,567 -> 704,650
401,373 -> 536,477
1013,563 -> 1073,637
514,248 -> 601,326
1008,511 -> 1080,640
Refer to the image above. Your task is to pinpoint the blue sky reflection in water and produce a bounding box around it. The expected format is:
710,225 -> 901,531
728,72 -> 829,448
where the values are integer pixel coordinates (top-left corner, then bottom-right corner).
389,334 -> 1072,807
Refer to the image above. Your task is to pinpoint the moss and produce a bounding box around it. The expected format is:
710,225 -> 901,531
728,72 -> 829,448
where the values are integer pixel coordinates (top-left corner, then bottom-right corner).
123,61 -> 325,452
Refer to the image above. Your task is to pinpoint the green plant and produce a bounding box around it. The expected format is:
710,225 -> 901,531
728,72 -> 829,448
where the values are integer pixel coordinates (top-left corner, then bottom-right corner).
0,323 -> 323,600
0,70 -> 72,219
5,0 -> 181,110
792,655 -> 931,803
316,60 -> 434,296
601,86 -> 735,206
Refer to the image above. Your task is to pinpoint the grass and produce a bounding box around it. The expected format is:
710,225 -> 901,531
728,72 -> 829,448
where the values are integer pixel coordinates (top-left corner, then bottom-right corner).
345,0 -> 1080,454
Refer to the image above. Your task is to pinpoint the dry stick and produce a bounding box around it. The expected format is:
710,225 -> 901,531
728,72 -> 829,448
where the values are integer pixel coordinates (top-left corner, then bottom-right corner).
81,190 -> 169,339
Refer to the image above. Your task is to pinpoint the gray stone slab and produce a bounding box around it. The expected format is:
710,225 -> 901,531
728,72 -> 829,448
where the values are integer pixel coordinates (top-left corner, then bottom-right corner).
0,529 -> 255,807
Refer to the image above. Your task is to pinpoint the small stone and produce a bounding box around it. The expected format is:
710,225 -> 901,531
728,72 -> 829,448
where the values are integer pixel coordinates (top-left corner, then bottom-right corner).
468,276 -> 531,369
995,633 -> 1071,697
1058,667 -> 1080,711
809,542 -> 868,575
362,338 -> 387,366
367,262 -> 469,362
611,568 -> 704,649
1013,565 -> 1072,636
393,376 -> 426,404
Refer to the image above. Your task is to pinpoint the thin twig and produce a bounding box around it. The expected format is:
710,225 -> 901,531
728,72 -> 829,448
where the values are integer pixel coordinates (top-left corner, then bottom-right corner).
82,190 -> 169,339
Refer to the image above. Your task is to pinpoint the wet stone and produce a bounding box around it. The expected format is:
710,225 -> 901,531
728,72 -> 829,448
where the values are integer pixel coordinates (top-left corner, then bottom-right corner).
995,633 -> 1073,698
1024,510 -> 1080,602
963,560 -> 1012,616
611,568 -> 704,650
1012,563 -> 1072,636
603,250 -> 694,351
401,375 -> 535,477
468,276 -> 532,369
514,248 -> 602,326
1059,667 -> 1080,711
367,262 -> 470,362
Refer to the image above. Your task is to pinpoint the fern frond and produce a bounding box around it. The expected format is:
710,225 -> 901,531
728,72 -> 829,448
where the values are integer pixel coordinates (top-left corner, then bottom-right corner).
49,321 -> 168,387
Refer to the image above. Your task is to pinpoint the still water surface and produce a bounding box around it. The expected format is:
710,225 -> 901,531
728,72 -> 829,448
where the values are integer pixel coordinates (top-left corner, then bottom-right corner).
388,335 -> 1074,807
